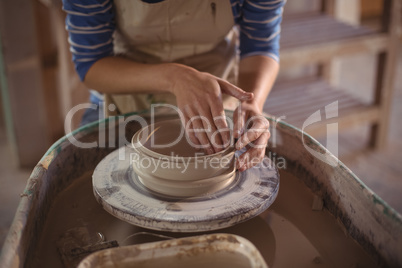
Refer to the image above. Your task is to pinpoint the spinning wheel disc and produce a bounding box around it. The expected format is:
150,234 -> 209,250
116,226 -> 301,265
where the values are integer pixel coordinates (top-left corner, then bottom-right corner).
93,146 -> 280,232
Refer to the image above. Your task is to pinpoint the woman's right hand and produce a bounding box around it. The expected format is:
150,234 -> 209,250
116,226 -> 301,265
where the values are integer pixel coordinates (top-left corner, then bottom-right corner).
167,64 -> 253,154
84,57 -> 253,154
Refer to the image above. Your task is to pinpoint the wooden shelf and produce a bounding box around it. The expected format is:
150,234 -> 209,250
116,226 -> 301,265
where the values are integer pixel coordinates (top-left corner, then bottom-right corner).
264,78 -> 380,137
280,13 -> 388,68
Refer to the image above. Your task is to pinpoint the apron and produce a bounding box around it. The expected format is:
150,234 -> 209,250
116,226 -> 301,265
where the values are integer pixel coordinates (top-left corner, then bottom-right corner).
106,0 -> 239,116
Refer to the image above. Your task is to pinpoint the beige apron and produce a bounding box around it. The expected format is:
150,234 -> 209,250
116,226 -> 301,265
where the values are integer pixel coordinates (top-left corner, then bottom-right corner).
106,0 -> 239,116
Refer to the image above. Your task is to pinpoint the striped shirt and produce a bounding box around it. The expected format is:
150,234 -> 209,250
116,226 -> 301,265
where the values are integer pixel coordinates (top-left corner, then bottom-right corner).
63,0 -> 286,81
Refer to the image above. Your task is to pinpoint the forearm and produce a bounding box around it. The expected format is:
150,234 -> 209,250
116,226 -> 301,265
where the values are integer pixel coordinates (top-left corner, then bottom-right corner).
84,56 -> 181,95
237,55 -> 279,111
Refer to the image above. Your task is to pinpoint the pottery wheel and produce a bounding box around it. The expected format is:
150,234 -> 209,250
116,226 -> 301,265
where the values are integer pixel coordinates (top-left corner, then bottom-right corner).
93,146 -> 280,232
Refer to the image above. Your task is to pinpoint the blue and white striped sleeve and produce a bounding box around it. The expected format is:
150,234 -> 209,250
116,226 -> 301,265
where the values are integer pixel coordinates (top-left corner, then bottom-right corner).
62,0 -> 115,81
233,0 -> 286,62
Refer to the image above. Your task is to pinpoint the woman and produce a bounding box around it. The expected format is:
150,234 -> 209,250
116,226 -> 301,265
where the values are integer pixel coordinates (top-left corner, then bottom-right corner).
63,0 -> 285,171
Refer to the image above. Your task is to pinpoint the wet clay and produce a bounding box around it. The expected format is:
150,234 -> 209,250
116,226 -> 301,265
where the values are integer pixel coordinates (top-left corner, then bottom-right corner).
140,119 -> 206,157
130,120 -> 237,197
32,170 -> 378,268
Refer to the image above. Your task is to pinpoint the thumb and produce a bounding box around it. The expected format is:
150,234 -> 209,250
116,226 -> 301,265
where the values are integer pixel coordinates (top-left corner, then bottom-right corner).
218,79 -> 254,101
233,105 -> 246,139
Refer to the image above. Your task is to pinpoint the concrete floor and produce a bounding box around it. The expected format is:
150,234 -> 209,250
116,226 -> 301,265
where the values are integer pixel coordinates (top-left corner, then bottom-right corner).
0,53 -> 401,251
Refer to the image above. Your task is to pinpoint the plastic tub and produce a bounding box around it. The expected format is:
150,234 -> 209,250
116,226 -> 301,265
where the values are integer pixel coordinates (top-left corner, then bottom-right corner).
77,234 -> 267,268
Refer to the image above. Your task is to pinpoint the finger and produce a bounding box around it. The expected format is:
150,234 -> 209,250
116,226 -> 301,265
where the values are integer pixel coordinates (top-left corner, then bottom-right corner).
198,107 -> 224,153
180,106 -> 201,148
236,133 -> 269,171
210,102 -> 230,148
217,79 -> 254,101
235,117 -> 269,151
236,147 -> 265,171
233,106 -> 246,139
182,113 -> 201,150
187,111 -> 215,155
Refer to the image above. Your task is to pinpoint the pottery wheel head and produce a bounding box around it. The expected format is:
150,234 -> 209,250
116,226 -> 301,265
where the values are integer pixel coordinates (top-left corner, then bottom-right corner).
92,145 -> 280,232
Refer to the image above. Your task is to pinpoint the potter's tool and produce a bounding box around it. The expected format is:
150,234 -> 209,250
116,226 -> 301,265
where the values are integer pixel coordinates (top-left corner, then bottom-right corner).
92,146 -> 279,232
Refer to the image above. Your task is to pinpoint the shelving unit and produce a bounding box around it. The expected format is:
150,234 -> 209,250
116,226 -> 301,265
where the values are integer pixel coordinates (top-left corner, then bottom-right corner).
265,78 -> 379,136
265,0 -> 401,149
279,12 -> 388,68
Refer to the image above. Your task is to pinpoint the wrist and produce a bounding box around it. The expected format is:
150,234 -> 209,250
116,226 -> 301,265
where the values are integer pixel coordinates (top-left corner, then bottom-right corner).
163,63 -> 195,95
156,63 -> 177,94
242,98 -> 264,114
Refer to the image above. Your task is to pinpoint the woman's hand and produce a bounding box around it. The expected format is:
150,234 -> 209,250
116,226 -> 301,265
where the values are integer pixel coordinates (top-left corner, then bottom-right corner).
233,101 -> 270,172
84,56 -> 274,167
169,64 -> 253,154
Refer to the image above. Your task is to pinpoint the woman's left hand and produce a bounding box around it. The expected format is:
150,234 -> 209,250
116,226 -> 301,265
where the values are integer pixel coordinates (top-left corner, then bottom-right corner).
233,101 -> 270,172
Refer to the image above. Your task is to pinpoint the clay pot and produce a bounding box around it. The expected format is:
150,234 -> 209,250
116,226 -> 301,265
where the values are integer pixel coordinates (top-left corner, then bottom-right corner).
131,119 -> 236,197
